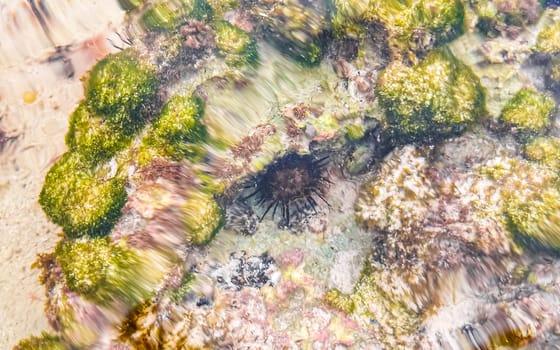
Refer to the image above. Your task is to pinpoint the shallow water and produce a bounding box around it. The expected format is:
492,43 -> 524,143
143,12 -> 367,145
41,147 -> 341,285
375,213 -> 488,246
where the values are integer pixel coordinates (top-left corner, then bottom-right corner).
2,1 -> 560,349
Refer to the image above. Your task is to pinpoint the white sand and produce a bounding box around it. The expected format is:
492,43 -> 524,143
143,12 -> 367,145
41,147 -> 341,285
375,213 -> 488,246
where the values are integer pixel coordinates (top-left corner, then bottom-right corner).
0,1 -> 124,347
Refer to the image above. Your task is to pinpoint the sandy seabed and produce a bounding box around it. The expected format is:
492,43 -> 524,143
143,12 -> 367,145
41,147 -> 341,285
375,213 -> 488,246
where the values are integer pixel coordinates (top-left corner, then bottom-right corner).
0,1 -> 124,347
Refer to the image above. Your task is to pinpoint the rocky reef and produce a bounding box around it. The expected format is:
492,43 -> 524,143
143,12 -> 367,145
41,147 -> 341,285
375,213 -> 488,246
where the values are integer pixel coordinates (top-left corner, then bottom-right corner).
15,0 -> 560,348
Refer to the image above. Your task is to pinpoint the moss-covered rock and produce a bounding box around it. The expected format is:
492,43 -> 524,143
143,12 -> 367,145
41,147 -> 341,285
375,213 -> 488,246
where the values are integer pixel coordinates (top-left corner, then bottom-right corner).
141,2 -> 177,31
86,50 -> 157,119
524,136 -> 560,170
214,20 -> 258,67
376,48 -> 485,142
141,0 -> 213,32
65,103 -> 133,163
332,0 -> 464,57
500,88 -> 555,133
506,187 -> 560,250
325,262 -> 422,347
39,152 -> 127,238
55,237 -> 146,304
535,20 -> 560,55
13,332 -> 68,350
473,0 -> 542,38
257,0 -> 327,66
139,94 -> 208,164
183,192 -> 223,245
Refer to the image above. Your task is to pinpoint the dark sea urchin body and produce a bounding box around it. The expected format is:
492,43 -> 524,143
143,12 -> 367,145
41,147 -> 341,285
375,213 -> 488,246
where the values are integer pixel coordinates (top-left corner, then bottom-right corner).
243,152 -> 330,225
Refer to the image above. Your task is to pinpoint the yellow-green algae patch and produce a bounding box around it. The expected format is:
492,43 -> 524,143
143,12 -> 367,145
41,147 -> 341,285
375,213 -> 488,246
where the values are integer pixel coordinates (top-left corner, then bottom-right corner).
332,0 -> 465,58
183,192 -> 224,245
524,136 -> 560,170
499,88 -> 555,133
377,48 -> 485,142
39,153 -> 127,238
138,94 -> 208,165
55,237 -> 149,305
13,332 -> 69,350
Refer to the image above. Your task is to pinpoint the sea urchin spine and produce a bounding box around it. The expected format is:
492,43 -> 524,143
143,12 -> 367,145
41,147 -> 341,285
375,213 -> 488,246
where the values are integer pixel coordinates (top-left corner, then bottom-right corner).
243,152 -> 331,225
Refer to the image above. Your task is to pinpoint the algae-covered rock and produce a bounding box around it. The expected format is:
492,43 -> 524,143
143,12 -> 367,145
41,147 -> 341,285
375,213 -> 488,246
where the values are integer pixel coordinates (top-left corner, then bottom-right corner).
332,0 -> 464,57
506,187 -> 560,250
86,50 -> 157,119
325,262 -> 423,347
524,136 -> 560,170
141,2 -> 177,31
257,0 -> 327,66
65,103 -> 133,163
500,88 -> 555,133
139,94 -> 208,164
141,0 -> 213,32
55,237 -> 147,304
479,155 -> 560,250
473,0 -> 542,38
39,152 -> 127,238
377,48 -> 485,143
183,192 -> 223,245
13,332 -> 68,350
117,0 -> 144,11
214,20 -> 258,67
535,20 -> 560,55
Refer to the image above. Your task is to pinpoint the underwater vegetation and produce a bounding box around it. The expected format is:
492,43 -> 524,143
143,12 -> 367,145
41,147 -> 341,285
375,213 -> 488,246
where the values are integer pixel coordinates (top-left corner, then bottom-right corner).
19,0 -> 560,348
377,48 -> 485,143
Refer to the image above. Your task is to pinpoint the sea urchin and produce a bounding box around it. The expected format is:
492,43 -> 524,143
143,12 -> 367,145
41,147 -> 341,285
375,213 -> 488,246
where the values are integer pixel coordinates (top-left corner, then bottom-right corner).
243,152 -> 330,225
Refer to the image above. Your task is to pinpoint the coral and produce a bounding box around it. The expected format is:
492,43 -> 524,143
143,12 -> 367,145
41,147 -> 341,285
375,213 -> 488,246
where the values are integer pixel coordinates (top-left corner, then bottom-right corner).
355,146 -> 435,234
139,94 -> 208,165
376,48 -> 485,143
524,136 -> 560,170
213,20 -> 258,67
86,50 -> 157,119
183,192 -> 224,245
535,20 -> 560,54
65,103 -> 132,163
331,0 -> 464,58
257,0 -> 327,66
39,152 -> 127,238
55,237 -> 148,305
473,0 -> 542,38
499,88 -> 555,133
12,332 -> 68,350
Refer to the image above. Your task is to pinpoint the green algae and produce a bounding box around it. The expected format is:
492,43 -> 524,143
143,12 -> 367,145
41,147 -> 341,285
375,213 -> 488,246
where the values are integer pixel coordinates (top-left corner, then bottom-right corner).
86,50 -> 157,119
139,94 -> 208,165
524,136 -> 560,170
332,0 -> 464,57
55,238 -> 148,305
474,0 -> 542,37
141,0 -> 213,32
377,48 -> 485,143
214,21 -> 258,67
183,192 -> 224,245
500,88 -> 555,133
65,103 -> 134,163
13,332 -> 68,350
535,20 -> 560,54
39,153 -> 127,238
